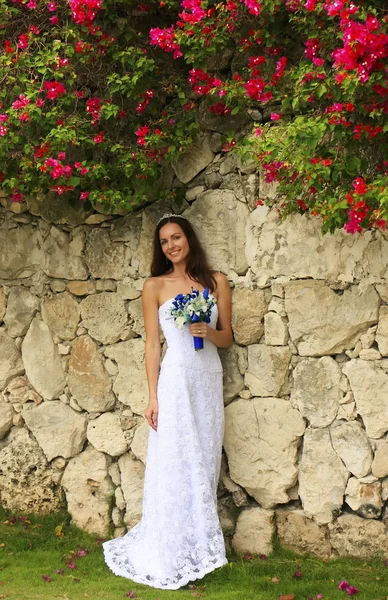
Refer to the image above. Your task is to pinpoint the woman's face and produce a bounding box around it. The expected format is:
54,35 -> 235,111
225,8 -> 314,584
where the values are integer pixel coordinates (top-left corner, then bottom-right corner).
159,222 -> 190,265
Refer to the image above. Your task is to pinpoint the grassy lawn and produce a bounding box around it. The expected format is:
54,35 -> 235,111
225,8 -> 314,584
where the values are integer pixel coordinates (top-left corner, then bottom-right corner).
0,507 -> 387,600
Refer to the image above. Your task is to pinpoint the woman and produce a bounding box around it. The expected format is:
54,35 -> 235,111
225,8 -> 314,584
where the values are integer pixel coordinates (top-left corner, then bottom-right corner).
103,213 -> 233,590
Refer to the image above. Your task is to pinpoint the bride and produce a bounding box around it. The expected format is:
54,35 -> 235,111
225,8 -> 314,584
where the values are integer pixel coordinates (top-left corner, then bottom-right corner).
103,213 -> 233,590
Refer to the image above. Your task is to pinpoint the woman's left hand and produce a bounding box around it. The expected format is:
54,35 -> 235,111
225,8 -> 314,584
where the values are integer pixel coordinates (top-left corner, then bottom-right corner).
189,322 -> 210,338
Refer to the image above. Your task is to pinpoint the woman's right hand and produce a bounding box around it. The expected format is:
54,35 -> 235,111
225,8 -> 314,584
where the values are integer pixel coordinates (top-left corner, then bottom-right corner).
145,399 -> 158,431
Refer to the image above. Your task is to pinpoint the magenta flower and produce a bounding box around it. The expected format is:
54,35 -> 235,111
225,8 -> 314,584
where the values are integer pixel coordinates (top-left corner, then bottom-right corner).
346,586 -> 359,595
48,1 -> 57,10
50,15 -> 59,24
0,115 -> 8,123
67,561 -> 76,569
270,113 -> 281,120
339,580 -> 349,590
80,192 -> 89,201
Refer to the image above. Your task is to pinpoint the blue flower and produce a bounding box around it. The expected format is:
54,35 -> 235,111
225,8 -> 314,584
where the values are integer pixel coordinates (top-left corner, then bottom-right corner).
203,287 -> 209,300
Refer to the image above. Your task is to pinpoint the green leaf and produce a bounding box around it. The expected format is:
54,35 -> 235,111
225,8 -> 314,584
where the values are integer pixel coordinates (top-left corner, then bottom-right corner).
231,106 -> 240,115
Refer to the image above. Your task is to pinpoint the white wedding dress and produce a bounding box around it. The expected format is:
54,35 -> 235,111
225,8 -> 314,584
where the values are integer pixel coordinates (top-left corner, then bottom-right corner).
103,297 -> 227,590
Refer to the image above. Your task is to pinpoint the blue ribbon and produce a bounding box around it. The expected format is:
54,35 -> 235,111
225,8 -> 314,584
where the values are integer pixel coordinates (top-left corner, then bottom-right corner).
193,336 -> 204,351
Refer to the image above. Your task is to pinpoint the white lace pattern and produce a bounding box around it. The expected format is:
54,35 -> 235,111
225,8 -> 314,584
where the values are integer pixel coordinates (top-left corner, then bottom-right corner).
103,299 -> 227,589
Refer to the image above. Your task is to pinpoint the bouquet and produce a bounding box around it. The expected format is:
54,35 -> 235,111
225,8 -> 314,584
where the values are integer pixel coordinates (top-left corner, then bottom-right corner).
168,287 -> 217,351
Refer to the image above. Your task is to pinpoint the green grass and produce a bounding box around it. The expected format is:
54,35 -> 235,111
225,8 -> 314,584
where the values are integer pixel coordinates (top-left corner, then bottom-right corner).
0,507 -> 387,600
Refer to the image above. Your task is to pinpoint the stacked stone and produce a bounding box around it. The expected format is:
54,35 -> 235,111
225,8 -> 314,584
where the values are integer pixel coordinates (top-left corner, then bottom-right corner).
1,135 -> 388,558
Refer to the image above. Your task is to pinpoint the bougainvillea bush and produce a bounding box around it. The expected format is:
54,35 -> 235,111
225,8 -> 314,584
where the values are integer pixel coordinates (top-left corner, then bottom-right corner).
0,0 -> 387,233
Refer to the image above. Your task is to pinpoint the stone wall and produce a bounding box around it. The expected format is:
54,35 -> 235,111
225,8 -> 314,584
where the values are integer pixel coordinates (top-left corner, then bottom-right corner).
1,140 -> 388,559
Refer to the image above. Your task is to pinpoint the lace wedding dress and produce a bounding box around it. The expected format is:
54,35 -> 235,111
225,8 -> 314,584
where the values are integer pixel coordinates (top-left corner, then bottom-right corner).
103,296 -> 227,590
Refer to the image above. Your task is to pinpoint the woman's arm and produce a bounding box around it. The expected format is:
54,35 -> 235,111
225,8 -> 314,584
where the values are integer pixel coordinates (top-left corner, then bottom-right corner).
190,272 -> 233,349
142,278 -> 161,431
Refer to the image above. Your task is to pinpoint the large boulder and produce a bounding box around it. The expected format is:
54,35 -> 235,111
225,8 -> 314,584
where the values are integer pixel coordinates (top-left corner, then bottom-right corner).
330,420 -> 373,478
246,207 -> 374,283
232,508 -> 274,556
67,335 -> 115,412
299,427 -> 349,525
285,281 -> 379,356
245,345 -> 290,397
172,134 -> 214,184
218,344 -> 245,405
62,445 -> 114,536
22,318 -> 66,400
41,292 -> 80,340
118,453 -> 145,528
0,427 -> 61,512
43,226 -> 88,280
22,401 -> 87,461
290,357 -> 342,427
104,339 -> 148,414
130,419 -> 149,464
376,306 -> 388,356
224,397 -> 305,508
184,189 -> 250,275
80,293 -> 128,344
0,330 -> 24,391
84,229 -> 131,280
0,401 -> 13,439
87,412 -> 128,457
329,514 -> 388,558
231,288 -> 266,345
342,359 -> 388,439
0,225 -> 44,279
276,509 -> 332,559
3,287 -> 40,337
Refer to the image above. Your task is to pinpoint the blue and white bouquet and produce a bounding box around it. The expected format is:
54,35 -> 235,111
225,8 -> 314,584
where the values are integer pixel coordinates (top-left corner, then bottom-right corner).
168,287 -> 217,351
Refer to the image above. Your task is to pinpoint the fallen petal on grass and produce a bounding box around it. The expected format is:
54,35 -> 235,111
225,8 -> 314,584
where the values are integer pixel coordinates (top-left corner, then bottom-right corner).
346,586 -> 359,596
293,570 -> 302,578
339,580 -> 349,590
41,575 -> 51,582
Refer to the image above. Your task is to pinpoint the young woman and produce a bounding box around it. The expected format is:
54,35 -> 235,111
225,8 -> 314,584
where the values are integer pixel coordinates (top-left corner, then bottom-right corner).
103,213 -> 233,590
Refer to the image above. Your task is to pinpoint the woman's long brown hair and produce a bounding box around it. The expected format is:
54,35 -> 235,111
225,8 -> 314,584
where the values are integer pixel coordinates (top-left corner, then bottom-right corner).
150,216 -> 218,294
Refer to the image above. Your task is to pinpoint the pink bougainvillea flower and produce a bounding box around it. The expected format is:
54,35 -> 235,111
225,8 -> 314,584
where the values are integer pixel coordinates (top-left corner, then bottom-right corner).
42,81 -> 66,100
376,219 -> 387,230
149,26 -> 182,59
67,561 -> 76,569
50,15 -> 59,24
94,132 -> 104,143
57,152 -> 66,160
19,111 -> 30,122
304,0 -> 316,10
80,192 -> 89,200
26,0 -> 37,7
293,570 -> 302,578
254,127 -> 262,136
42,575 -> 51,582
346,585 -> 359,595
270,112 -> 281,120
48,1 -> 57,10
0,115 -> 8,123
0,126 -> 8,136
18,34 -> 28,49
352,177 -> 367,194
11,190 -> 23,202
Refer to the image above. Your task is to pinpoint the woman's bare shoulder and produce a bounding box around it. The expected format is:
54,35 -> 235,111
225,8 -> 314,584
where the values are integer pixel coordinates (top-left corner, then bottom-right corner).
213,271 -> 229,286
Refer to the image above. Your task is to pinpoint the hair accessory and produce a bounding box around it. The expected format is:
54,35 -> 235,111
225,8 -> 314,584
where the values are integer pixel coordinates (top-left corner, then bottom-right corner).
156,213 -> 188,227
